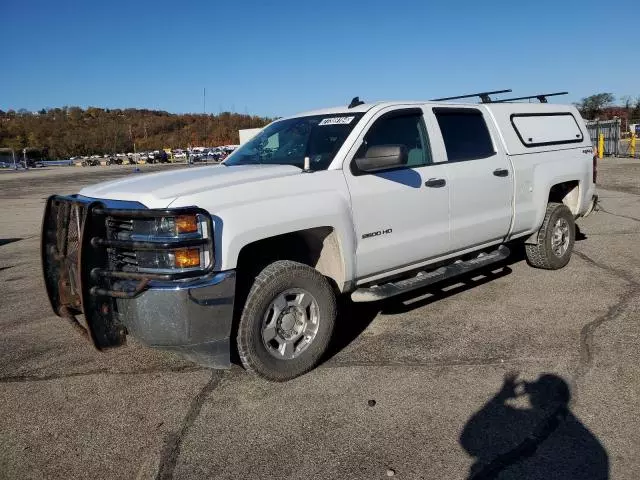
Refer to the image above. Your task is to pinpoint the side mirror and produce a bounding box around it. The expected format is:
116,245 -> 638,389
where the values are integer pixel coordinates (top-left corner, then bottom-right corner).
355,145 -> 407,172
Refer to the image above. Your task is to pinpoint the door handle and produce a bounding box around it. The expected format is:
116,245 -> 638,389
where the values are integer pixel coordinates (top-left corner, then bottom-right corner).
493,168 -> 509,177
425,178 -> 446,188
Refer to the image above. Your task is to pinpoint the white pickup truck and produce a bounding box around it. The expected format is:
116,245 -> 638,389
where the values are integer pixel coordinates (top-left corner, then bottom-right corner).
42,95 -> 598,381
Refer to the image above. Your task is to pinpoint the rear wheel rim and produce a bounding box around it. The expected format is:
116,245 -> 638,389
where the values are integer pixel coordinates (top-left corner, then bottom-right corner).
261,288 -> 320,360
551,217 -> 570,257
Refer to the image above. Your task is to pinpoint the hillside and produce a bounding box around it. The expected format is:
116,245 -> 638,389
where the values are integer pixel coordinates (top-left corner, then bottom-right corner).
0,107 -> 272,159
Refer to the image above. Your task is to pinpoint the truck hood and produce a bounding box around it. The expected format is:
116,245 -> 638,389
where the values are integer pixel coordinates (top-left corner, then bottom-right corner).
79,164 -> 302,207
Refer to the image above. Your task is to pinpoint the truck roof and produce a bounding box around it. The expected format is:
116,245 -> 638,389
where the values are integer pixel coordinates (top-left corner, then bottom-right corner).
293,100 -> 579,118
290,100 -> 589,157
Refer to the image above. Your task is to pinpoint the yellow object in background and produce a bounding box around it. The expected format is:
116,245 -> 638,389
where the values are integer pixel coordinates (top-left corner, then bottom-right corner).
631,133 -> 636,157
598,134 -> 604,159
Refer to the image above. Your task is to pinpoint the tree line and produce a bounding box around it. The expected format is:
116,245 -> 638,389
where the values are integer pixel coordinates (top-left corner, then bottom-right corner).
2,94 -> 638,159
0,107 -> 272,159
575,93 -> 640,121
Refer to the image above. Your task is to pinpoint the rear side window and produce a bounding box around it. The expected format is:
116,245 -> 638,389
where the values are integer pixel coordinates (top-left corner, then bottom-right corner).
433,108 -> 495,162
511,113 -> 583,147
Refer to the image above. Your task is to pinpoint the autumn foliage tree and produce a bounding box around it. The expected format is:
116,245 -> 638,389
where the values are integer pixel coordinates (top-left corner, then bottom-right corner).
0,107 -> 272,159
573,93 -> 640,126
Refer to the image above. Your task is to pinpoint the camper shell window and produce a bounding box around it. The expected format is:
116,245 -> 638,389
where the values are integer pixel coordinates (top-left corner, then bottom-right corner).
510,113 -> 584,148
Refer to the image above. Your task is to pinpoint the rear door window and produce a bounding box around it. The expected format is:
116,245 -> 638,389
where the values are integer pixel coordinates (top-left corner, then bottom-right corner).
433,108 -> 495,162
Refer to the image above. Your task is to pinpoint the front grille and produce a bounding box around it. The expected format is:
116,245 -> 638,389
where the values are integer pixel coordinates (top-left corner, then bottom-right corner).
106,218 -> 137,271
44,198 -> 214,297
108,248 -> 138,271
106,218 -> 133,239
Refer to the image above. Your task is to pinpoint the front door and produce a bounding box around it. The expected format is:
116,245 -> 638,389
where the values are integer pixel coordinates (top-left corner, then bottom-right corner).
344,108 -> 451,280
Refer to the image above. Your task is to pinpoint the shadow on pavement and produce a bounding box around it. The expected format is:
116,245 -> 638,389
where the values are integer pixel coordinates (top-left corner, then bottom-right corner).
460,372 -> 608,480
323,231 -> 583,363
0,238 -> 22,247
575,224 -> 588,241
323,243 -> 527,362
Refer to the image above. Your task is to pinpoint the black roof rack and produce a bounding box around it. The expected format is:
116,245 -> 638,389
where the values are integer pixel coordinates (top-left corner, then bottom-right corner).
493,91 -> 568,103
430,89 -> 512,104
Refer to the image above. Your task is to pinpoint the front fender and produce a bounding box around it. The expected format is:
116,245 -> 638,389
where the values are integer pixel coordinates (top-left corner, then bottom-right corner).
215,191 -> 356,285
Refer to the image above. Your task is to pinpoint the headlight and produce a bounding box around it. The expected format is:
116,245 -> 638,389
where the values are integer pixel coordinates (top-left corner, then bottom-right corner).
136,247 -> 206,270
102,208 -> 214,279
131,213 -> 203,238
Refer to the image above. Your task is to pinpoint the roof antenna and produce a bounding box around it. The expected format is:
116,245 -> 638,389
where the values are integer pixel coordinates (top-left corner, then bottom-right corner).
348,96 -> 365,108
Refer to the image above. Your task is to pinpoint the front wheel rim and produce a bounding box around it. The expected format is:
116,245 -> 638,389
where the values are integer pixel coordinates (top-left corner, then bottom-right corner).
551,217 -> 571,257
261,288 -> 320,360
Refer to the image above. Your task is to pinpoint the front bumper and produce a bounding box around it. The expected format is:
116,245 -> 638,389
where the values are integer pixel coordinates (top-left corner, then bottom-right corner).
41,194 -> 235,369
116,271 -> 236,368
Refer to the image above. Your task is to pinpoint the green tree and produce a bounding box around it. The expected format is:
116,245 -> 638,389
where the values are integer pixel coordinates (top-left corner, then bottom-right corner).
576,93 -> 615,119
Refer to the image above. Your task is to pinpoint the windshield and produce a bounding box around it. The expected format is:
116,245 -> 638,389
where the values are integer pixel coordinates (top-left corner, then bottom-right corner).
225,113 -> 364,170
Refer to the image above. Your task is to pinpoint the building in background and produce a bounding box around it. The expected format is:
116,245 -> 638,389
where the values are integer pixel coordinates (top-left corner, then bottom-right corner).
239,128 -> 262,145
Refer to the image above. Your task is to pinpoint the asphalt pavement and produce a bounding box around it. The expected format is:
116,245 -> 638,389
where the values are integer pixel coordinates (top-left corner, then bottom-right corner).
0,159 -> 638,479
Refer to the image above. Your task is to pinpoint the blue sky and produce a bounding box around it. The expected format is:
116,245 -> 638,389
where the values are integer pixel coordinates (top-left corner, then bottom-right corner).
2,0 -> 637,117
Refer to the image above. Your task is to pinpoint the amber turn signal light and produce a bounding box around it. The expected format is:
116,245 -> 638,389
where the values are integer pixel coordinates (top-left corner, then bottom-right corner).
175,215 -> 199,234
174,248 -> 200,268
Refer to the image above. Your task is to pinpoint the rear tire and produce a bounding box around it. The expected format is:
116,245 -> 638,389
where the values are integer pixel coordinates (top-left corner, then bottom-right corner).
236,260 -> 336,381
525,202 -> 575,270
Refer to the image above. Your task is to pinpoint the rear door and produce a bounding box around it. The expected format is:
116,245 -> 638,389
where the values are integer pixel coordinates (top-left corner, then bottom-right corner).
431,107 -> 513,251
344,107 -> 450,280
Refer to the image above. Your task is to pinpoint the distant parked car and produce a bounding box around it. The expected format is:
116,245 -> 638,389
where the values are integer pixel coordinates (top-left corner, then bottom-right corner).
82,158 -> 100,167
190,152 -> 206,163
157,150 -> 169,163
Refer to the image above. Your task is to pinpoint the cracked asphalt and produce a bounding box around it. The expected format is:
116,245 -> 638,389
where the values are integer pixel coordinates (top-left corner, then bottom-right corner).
0,159 -> 638,479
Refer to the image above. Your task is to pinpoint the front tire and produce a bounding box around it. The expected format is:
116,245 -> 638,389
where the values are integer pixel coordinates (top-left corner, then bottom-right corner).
236,260 -> 336,381
525,202 -> 575,270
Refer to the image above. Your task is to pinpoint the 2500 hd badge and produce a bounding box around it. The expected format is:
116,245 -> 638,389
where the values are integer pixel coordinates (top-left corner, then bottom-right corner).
362,228 -> 393,239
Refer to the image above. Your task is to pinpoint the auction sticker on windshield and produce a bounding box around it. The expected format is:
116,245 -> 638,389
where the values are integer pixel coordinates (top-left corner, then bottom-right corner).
318,116 -> 355,126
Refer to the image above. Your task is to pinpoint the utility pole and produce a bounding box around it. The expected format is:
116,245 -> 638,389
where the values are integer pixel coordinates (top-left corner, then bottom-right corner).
203,87 -> 207,144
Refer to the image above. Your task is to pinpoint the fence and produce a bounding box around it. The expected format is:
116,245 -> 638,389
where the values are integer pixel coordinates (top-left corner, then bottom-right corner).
585,119 -> 621,156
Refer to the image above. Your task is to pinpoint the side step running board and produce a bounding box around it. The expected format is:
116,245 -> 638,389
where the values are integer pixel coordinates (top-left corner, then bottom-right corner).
351,245 -> 510,303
